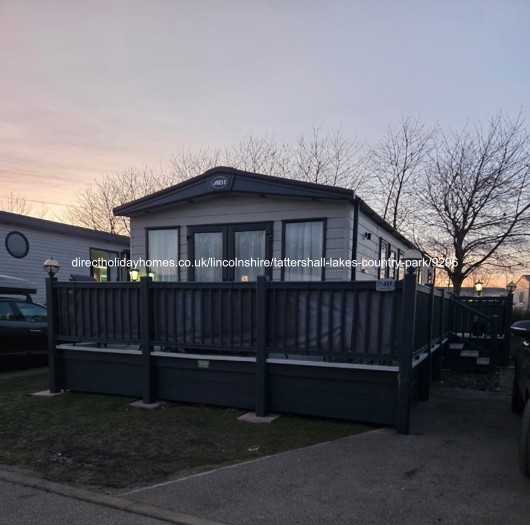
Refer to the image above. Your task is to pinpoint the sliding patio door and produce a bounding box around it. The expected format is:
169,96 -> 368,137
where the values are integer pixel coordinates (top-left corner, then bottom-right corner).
193,231 -> 223,282
188,222 -> 272,281
233,230 -> 266,281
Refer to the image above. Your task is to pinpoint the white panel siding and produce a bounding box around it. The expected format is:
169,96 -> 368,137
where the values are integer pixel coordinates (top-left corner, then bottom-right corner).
130,194 -> 352,281
0,225 -> 129,303
128,193 -> 414,283
355,214 -> 411,281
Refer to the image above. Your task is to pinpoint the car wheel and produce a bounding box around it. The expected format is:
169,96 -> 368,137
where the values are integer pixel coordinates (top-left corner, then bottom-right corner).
512,370 -> 525,414
519,399 -> 530,476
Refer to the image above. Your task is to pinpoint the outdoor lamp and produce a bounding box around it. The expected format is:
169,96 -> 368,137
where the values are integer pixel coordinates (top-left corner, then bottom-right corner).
43,258 -> 60,278
506,281 -> 517,294
129,269 -> 140,282
402,248 -> 423,274
474,281 -> 484,297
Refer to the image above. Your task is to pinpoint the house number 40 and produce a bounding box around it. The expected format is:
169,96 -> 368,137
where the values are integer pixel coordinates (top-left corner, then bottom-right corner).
376,279 -> 396,292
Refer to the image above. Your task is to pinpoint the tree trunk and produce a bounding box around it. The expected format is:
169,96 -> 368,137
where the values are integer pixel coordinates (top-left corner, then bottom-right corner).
451,275 -> 465,296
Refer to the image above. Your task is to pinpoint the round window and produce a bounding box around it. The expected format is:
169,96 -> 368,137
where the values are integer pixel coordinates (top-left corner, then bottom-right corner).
5,231 -> 29,258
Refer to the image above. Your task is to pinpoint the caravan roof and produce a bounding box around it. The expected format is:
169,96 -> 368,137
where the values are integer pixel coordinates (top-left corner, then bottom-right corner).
0,275 -> 37,300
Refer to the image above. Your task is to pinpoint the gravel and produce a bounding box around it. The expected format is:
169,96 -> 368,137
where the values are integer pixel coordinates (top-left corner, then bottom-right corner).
437,369 -> 501,392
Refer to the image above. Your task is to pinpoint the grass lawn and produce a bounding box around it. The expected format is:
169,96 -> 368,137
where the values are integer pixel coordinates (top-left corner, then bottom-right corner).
0,372 -> 374,490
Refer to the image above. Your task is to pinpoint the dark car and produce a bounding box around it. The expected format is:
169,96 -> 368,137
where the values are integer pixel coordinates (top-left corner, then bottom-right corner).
0,275 -> 48,369
510,319 -> 530,476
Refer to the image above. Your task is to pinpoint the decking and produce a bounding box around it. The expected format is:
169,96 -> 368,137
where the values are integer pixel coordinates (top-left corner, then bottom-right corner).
46,273 -> 452,434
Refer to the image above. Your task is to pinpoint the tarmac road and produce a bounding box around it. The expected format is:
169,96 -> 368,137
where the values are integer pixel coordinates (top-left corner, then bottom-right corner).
124,388 -> 530,525
0,479 -> 171,525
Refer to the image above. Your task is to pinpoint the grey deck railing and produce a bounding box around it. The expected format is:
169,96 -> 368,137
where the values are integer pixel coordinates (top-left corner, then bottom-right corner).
51,280 -> 406,361
449,295 -> 512,369
46,272 -> 452,434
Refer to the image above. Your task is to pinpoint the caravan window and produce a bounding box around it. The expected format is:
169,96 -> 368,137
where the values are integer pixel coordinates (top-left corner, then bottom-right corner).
283,220 -> 325,281
147,228 -> 179,281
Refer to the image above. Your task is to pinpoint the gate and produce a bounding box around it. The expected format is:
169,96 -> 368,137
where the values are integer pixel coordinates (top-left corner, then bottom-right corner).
444,296 -> 513,371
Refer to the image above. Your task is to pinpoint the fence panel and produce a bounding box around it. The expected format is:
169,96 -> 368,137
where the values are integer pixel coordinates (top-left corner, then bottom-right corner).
151,283 -> 256,353
267,282 -> 402,361
51,279 -> 445,364
455,297 -> 510,337
413,286 -> 432,355
55,282 -> 141,343
451,299 -> 494,337
432,292 -> 442,343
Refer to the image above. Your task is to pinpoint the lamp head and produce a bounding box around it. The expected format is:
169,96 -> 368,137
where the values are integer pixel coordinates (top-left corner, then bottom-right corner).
402,248 -> 423,274
43,258 -> 60,278
506,281 -> 516,294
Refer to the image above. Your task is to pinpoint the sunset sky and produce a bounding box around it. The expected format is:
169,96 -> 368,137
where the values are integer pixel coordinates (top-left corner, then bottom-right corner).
1,0 -> 529,220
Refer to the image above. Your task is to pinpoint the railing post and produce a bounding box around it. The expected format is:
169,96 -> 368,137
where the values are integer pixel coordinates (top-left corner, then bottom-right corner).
418,285 -> 435,401
432,289 -> 445,382
255,275 -> 268,417
46,276 -> 60,393
397,271 -> 417,434
502,294 -> 514,366
490,314 -> 499,371
140,276 -> 154,404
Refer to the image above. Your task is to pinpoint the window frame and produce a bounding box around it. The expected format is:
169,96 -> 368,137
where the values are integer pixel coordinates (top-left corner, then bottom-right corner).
395,249 -> 402,280
89,247 -> 121,282
145,226 -> 180,282
187,222 -> 273,282
378,238 -> 390,279
5,231 -> 29,259
388,248 -> 398,279
281,218 -> 327,281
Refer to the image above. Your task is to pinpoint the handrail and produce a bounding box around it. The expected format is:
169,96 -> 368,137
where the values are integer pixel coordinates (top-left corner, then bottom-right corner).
452,299 -> 493,322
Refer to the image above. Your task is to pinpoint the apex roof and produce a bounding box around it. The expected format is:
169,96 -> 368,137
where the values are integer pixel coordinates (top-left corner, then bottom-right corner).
114,166 -> 356,216
113,166 -> 415,249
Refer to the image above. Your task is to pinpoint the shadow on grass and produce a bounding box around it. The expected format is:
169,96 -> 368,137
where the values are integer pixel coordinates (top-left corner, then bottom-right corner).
0,373 -> 374,490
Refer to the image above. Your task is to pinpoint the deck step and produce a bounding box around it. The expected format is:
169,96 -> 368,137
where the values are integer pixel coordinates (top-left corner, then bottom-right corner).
460,350 -> 479,358
450,343 -> 465,350
476,357 -> 490,366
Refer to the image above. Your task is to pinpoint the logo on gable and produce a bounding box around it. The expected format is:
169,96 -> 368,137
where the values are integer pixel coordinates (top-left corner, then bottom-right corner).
210,175 -> 229,190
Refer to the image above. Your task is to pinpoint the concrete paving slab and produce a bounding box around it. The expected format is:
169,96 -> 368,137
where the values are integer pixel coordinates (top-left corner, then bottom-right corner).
125,388 -> 530,525
31,390 -> 64,397
237,412 -> 281,423
128,400 -> 166,410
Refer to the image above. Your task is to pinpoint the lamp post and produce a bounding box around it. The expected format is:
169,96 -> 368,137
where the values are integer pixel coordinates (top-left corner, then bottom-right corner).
43,258 -> 60,393
506,281 -> 516,295
474,280 -> 484,297
43,258 -> 60,279
402,248 -> 423,276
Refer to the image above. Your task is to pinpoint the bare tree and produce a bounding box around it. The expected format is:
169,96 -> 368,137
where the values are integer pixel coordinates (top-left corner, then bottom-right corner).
61,127 -> 375,235
168,127 -> 367,190
226,134 -> 291,178
169,147 -> 222,184
291,126 -> 367,190
461,269 -> 497,290
65,166 -> 172,235
0,192 -> 32,215
366,115 -> 433,232
417,113 -> 530,295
